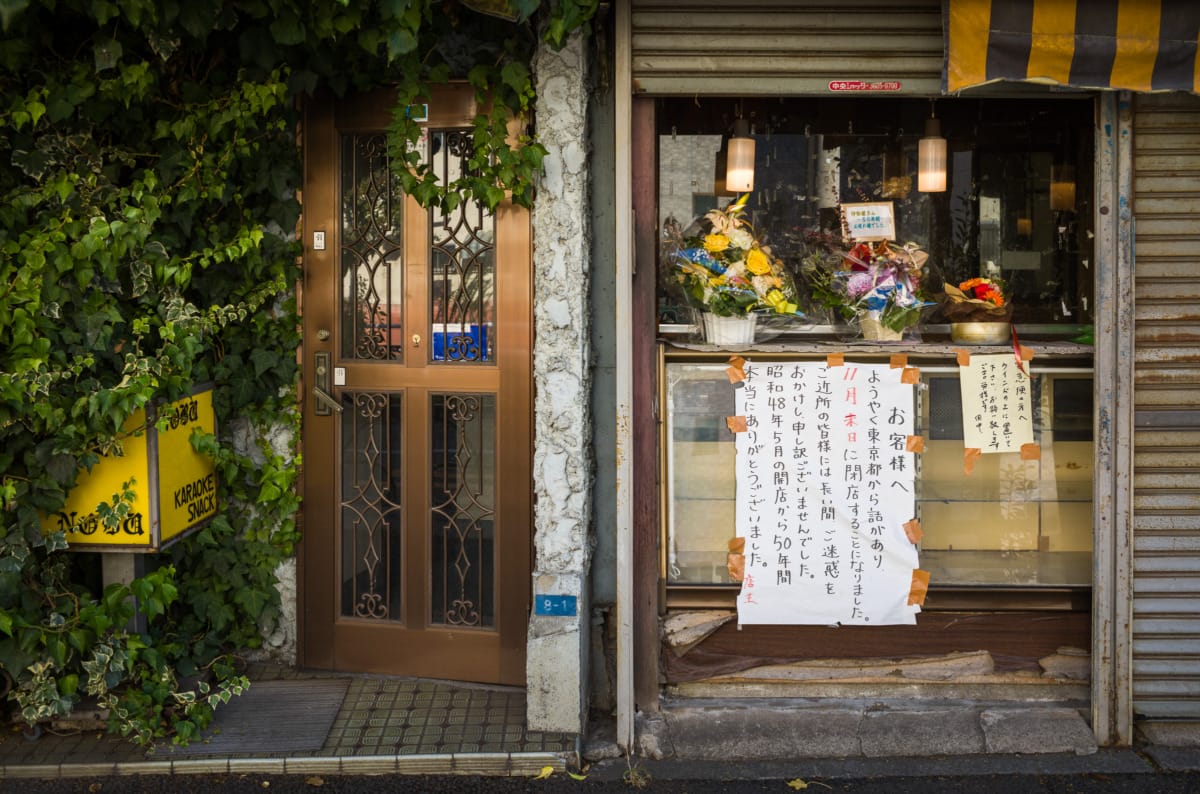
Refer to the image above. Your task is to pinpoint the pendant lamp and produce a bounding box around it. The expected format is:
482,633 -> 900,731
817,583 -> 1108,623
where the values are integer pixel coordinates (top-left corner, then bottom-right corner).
725,118 -> 755,193
918,106 -> 946,193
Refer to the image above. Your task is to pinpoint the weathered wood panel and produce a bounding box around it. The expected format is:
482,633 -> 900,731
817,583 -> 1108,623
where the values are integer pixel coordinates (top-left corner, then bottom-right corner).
663,612 -> 1090,683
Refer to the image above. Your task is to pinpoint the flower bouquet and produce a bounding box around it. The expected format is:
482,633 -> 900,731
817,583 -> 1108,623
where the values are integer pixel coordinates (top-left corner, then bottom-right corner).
666,194 -> 804,343
940,277 -> 1012,344
804,239 -> 933,341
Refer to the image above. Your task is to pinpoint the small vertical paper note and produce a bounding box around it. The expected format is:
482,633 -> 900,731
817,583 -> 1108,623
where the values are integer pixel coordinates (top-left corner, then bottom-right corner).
958,353 -> 1034,453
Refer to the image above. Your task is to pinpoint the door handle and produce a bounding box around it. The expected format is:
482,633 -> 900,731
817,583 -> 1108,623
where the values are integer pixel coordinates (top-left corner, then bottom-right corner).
313,350 -> 342,415
312,386 -> 343,415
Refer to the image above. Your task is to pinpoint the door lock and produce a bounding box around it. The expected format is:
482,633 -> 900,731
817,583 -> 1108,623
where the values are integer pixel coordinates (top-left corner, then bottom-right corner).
412,333 -> 421,347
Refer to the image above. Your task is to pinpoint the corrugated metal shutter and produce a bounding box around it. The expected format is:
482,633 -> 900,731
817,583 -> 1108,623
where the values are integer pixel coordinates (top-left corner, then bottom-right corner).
1133,93 -> 1200,721
631,0 -> 944,96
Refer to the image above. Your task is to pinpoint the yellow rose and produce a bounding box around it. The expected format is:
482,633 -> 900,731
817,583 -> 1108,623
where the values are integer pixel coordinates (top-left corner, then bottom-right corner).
746,248 -> 771,275
703,234 -> 730,252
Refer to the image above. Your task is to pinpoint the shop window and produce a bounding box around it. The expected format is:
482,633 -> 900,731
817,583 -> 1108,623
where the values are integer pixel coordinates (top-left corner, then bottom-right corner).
657,97 -> 1094,329
663,356 -> 1092,592
656,97 -> 1095,606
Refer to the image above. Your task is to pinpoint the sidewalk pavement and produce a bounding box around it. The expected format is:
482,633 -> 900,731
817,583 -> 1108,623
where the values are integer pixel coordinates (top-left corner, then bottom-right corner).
2,663 -> 1199,781
0,664 -> 575,780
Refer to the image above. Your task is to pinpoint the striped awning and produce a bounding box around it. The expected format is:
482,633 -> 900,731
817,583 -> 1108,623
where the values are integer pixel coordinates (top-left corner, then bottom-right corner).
946,0 -> 1200,93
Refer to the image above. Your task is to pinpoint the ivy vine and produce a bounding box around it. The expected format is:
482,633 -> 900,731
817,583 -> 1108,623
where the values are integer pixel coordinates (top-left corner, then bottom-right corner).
0,0 -> 596,746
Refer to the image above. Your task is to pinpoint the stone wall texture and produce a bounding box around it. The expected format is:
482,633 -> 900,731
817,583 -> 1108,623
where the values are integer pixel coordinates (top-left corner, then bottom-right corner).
527,29 -> 594,735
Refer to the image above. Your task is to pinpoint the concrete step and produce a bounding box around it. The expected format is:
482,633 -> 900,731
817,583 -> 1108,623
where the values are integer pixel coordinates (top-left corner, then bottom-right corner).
633,699 -> 1098,760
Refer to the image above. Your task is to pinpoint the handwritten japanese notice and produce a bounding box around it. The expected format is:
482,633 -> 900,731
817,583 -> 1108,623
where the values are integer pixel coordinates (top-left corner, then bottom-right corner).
842,202 -> 896,241
734,362 -> 921,626
958,354 -> 1034,453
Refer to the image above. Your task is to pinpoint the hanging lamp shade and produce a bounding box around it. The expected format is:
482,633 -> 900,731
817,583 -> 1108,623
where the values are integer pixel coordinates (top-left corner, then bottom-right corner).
918,118 -> 946,193
725,119 -> 755,193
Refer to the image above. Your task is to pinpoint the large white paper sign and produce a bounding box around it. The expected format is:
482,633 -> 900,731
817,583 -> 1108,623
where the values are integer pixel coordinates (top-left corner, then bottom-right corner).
734,362 -> 920,626
958,353 -> 1034,453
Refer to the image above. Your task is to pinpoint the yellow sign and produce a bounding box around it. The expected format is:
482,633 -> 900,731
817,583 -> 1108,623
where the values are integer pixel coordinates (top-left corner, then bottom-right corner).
42,387 -> 218,551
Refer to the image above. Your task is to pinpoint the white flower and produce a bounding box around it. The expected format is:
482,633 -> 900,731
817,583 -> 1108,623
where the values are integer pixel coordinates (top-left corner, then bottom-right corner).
727,227 -> 753,250
706,208 -> 733,234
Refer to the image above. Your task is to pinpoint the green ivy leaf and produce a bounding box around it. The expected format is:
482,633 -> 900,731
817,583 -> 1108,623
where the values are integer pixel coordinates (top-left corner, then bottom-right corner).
268,13 -> 306,46
93,37 -> 122,72
0,0 -> 29,30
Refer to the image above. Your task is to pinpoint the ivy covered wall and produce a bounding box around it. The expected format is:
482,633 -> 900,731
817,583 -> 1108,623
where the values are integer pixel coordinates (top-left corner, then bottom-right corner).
0,0 -> 595,745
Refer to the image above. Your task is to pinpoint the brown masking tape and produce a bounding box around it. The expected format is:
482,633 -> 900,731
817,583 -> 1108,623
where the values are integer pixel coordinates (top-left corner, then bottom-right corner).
903,519 -> 923,544
726,355 -> 747,384
908,569 -> 931,606
826,352 -> 845,367
727,553 -> 745,582
726,416 -> 748,433
727,536 -> 747,582
1019,345 -> 1034,362
905,435 -> 925,453
901,367 -> 920,385
955,349 -> 971,367
889,354 -> 908,369
1020,443 -> 1042,460
964,447 -> 982,475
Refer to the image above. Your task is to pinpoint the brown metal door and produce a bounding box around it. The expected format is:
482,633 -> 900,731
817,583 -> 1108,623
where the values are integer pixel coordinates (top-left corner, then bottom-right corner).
300,87 -> 531,685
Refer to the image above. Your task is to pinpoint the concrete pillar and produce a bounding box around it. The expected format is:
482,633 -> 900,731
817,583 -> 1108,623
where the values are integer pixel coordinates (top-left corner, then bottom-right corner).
527,29 -> 593,734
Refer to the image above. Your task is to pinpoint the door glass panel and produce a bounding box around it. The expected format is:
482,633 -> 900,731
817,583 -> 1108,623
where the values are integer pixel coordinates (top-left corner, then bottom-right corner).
430,393 -> 496,628
340,133 -> 404,361
429,130 -> 496,364
340,392 -> 404,621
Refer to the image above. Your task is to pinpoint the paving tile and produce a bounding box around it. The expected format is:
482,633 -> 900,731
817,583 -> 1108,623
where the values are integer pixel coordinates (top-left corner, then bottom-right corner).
341,755 -> 397,774
114,760 -> 174,775
509,753 -> 566,776
227,758 -> 287,774
396,753 -> 454,774
173,757 -> 230,774
60,761 -> 119,777
283,757 -> 341,775
2,763 -> 62,779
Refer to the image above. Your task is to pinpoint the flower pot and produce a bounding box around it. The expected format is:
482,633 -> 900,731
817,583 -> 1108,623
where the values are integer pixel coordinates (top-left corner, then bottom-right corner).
702,312 -> 757,345
951,321 -> 1011,345
859,316 -> 904,342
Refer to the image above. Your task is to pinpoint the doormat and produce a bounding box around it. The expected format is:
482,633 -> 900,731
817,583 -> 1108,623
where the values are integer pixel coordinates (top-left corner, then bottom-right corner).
168,678 -> 350,756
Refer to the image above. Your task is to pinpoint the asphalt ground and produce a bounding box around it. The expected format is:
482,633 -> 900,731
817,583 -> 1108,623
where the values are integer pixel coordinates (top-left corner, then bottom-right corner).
3,770 -> 1200,793
7,767 -> 1200,794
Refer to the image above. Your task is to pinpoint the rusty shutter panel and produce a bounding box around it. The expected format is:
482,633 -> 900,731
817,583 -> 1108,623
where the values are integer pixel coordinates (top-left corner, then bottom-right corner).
1133,92 -> 1200,720
631,0 -> 944,96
